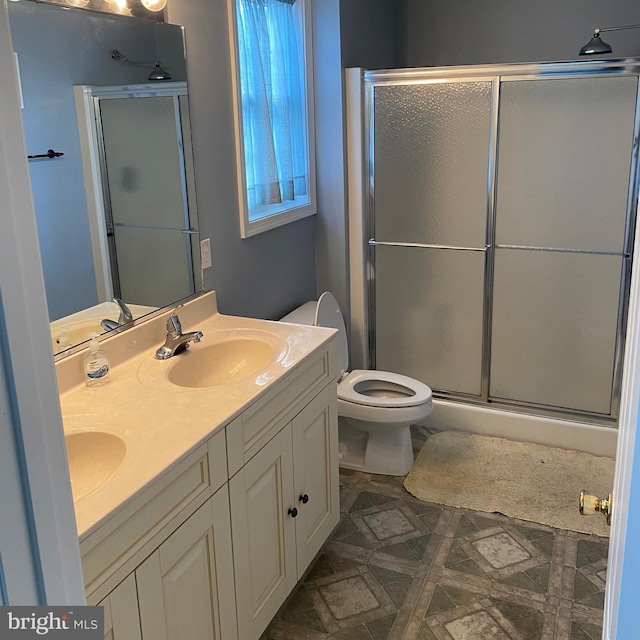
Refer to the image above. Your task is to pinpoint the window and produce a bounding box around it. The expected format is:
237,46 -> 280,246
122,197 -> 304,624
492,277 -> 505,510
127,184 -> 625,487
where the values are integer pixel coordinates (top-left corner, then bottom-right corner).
230,0 -> 316,237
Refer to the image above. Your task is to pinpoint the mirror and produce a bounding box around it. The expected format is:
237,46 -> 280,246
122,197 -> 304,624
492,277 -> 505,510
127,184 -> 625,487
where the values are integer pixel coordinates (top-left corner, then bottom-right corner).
8,0 -> 202,356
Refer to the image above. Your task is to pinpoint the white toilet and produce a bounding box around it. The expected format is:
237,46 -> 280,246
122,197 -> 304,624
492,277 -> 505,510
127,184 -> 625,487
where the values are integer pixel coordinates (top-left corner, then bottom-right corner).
281,292 -> 433,476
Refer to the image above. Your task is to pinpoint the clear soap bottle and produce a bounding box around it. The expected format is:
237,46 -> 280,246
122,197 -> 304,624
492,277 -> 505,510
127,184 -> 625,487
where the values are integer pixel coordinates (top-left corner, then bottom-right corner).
83,334 -> 110,387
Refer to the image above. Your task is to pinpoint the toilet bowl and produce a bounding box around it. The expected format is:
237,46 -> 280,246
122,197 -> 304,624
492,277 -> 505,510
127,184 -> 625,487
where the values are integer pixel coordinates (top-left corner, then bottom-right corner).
281,292 -> 433,476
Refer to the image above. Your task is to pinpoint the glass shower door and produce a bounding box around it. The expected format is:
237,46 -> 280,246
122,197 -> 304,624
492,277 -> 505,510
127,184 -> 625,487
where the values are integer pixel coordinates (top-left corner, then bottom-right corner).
490,76 -> 638,416
372,80 -> 494,396
99,95 -> 195,307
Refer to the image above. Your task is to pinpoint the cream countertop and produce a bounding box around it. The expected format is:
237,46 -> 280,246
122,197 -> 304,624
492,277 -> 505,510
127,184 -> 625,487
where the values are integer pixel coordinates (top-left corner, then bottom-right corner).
57,291 -> 336,539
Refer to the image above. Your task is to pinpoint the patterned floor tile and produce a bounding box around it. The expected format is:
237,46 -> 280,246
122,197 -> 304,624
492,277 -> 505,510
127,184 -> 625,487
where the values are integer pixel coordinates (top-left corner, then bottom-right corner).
319,575 -> 381,619
262,427 -> 608,640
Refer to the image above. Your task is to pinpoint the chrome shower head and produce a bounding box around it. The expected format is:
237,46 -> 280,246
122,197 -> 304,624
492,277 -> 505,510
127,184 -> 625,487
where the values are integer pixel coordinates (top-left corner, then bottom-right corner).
579,31 -> 612,56
579,23 -> 640,56
111,49 -> 172,81
147,62 -> 172,81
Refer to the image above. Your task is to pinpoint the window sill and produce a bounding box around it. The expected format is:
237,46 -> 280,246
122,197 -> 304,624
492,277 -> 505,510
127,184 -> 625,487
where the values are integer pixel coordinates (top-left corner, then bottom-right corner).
240,200 -> 316,238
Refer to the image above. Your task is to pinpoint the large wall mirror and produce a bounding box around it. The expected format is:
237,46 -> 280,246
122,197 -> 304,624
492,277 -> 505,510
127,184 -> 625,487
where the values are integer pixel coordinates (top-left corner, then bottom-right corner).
8,0 -> 202,356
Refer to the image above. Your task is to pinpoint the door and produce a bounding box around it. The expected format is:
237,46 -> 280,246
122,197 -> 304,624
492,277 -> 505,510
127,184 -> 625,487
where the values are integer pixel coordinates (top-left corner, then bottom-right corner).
371,79 -> 492,397
98,93 -> 196,307
0,1 -> 86,605
601,216 -> 640,638
99,574 -> 141,640
229,426 -> 297,640
369,70 -> 639,424
291,385 -> 339,571
136,488 -> 237,640
490,76 -> 637,417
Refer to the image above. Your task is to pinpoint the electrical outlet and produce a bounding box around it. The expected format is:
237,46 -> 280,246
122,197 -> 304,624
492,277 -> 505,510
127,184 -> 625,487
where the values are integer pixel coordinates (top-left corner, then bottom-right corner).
200,238 -> 212,270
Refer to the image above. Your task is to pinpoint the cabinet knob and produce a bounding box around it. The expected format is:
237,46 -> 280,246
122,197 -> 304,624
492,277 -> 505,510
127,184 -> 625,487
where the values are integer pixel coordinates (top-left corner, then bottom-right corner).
299,494 -> 309,504
288,507 -> 298,518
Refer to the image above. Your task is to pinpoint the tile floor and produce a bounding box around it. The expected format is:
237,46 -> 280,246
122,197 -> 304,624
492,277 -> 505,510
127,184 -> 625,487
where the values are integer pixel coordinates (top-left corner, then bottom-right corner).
262,427 -> 608,640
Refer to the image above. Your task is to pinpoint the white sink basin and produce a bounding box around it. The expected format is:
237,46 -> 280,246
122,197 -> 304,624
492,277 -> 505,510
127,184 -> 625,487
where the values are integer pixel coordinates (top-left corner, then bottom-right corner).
168,331 -> 288,388
65,431 -> 126,501
52,321 -> 105,351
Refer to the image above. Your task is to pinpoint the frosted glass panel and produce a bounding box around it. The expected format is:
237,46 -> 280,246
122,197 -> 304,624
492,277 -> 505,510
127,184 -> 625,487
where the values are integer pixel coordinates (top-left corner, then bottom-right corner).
375,245 -> 485,395
100,96 -> 186,229
490,249 -> 622,414
496,77 -> 637,252
373,82 -> 492,247
113,227 -> 191,308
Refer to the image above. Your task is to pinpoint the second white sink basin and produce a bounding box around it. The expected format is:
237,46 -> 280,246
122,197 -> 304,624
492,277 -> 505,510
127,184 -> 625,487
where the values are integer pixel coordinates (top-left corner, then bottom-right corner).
168,331 -> 288,388
66,431 -> 126,501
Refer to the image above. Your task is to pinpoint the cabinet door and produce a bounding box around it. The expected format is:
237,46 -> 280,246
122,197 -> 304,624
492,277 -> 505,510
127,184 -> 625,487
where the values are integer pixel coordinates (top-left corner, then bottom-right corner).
292,385 -> 340,573
229,425 -> 296,640
100,574 -> 141,640
136,487 -> 237,640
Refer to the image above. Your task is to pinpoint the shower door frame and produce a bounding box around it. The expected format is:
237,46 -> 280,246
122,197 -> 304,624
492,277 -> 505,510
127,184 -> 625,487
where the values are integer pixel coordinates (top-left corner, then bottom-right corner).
75,81 -> 197,304
364,59 -> 640,426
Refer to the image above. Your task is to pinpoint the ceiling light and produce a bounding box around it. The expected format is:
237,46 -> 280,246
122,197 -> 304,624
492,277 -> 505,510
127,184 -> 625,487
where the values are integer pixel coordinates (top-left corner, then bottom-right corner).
140,0 -> 167,11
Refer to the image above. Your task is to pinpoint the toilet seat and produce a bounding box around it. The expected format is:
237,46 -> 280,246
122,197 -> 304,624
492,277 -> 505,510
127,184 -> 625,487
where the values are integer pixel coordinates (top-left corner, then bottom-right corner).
310,293 -> 433,411
338,369 -> 432,408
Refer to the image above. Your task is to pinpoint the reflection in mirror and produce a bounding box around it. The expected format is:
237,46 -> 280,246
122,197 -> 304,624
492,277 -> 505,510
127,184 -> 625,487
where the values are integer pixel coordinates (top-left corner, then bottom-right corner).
8,0 -> 202,356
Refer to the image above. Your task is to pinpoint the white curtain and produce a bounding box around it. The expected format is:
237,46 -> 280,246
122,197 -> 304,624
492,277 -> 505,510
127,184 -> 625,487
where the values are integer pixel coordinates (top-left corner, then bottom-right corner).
236,0 -> 308,214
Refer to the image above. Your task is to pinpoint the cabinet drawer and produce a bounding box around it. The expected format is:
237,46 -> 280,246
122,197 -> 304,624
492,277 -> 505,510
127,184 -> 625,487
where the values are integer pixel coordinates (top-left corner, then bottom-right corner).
82,428 -> 227,600
227,344 -> 335,476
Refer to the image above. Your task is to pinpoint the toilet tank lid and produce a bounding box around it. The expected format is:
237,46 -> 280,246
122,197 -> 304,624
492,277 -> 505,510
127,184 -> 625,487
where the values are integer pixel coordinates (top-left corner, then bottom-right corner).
316,292 -> 349,375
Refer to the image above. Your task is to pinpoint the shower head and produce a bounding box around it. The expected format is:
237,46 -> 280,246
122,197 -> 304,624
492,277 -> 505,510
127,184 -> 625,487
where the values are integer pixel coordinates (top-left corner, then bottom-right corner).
111,49 -> 172,81
147,62 -> 172,82
579,23 -> 640,56
579,31 -> 612,56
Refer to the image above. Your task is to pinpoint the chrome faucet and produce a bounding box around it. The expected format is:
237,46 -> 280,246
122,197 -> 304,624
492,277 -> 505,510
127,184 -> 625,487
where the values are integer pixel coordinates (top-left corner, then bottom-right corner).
101,298 -> 134,332
155,310 -> 203,359
114,298 -> 133,324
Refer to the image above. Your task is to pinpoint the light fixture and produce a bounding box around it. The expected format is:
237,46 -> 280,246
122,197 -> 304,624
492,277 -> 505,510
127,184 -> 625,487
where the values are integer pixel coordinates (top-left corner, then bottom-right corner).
140,0 -> 167,10
111,49 -> 172,82
104,0 -> 129,10
580,24 -> 640,56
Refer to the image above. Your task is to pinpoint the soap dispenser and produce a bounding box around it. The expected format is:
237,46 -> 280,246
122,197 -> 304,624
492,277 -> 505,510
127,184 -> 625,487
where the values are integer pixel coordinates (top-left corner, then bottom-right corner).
83,334 -> 110,387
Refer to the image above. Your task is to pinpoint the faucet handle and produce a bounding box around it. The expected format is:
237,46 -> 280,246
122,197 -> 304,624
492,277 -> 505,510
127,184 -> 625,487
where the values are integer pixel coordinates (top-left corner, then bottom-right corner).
166,314 -> 182,335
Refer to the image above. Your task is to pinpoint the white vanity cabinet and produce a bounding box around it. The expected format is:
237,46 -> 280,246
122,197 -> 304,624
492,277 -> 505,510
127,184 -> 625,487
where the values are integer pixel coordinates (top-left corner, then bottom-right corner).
97,488 -> 236,640
85,429 -> 230,640
79,337 -> 338,640
229,384 -> 339,640
136,487 -> 237,640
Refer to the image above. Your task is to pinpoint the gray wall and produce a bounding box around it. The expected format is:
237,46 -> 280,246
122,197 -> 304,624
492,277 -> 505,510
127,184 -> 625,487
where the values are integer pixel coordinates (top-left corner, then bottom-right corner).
167,0 -> 317,320
340,0 -> 399,70
313,0 -> 399,325
400,0 -> 640,66
313,0 -> 349,319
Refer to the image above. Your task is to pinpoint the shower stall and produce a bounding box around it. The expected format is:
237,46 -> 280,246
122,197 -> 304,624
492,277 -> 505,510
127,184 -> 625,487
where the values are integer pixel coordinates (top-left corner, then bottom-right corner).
347,59 -> 640,446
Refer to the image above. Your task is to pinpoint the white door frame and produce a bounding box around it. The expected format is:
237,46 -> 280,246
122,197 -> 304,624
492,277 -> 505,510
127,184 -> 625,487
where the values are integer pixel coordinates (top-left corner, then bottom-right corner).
0,2 -> 85,604
602,203 -> 640,638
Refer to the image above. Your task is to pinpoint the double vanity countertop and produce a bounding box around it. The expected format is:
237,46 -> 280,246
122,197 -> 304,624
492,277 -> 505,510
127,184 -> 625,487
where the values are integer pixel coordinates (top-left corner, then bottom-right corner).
56,292 -> 336,539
